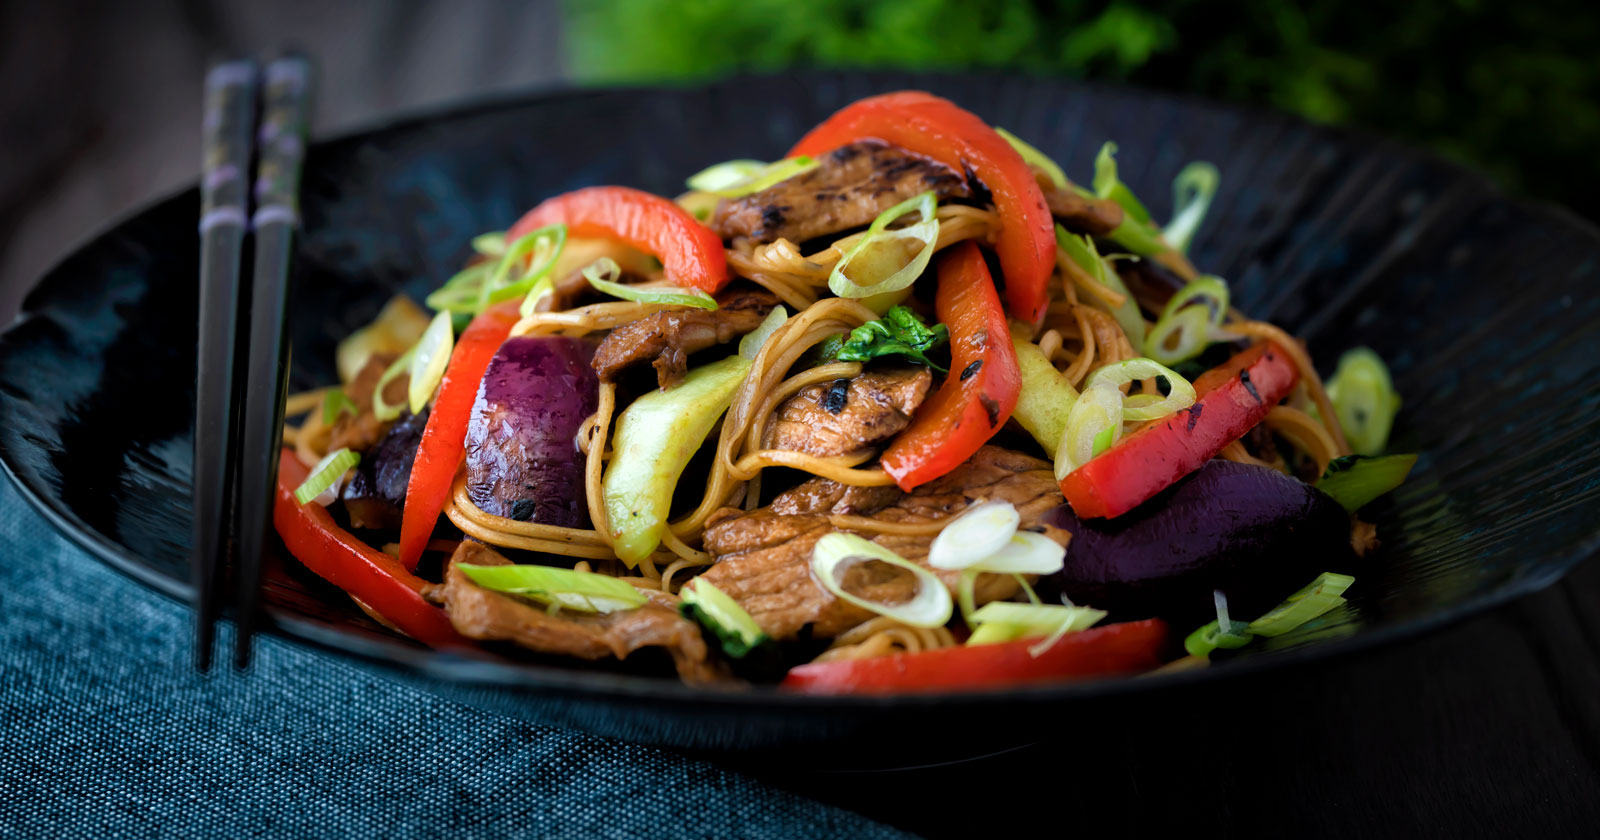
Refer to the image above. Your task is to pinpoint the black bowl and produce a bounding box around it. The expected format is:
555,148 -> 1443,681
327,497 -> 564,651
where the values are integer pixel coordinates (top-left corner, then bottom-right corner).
3,73 -> 1598,761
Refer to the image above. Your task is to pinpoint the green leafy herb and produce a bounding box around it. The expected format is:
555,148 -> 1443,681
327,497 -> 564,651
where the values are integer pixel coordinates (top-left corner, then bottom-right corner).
829,305 -> 949,372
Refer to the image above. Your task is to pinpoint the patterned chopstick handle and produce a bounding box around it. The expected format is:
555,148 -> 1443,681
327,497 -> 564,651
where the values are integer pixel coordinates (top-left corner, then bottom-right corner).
253,55 -> 313,230
200,61 -> 257,233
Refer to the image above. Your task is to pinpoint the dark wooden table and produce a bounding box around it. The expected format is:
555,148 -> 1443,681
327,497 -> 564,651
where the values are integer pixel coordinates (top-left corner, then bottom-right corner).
5,2 -> 1596,836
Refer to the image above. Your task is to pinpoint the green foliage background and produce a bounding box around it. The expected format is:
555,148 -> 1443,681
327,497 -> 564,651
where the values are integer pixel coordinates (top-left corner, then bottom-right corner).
564,0 -> 1600,220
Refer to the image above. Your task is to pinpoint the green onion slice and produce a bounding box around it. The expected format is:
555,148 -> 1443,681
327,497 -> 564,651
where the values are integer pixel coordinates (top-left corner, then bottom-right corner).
967,532 -> 1066,575
1057,227 -> 1147,349
1317,453 -> 1417,512
407,310 -> 455,415
1091,141 -> 1153,224
1164,162 -> 1220,254
995,127 -> 1067,190
471,232 -> 507,258
372,346 -> 414,422
1142,275 -> 1231,365
676,191 -> 721,223
1055,382 -> 1124,480
1325,348 -> 1401,456
583,257 -> 717,310
686,156 -> 819,198
1085,358 -> 1197,422
480,224 -> 567,308
457,562 -> 648,614
828,190 -> 939,299
426,261 -> 493,314
321,388 -> 357,426
928,501 -> 1021,570
1248,572 -> 1354,637
294,447 -> 359,506
738,305 -> 789,361
811,533 -> 953,629
1184,590 -> 1255,657
679,578 -> 770,659
957,568 -> 979,625
966,602 -> 1107,655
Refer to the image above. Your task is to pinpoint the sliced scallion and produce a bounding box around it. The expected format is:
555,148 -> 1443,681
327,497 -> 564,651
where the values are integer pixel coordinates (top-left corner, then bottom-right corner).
738,305 -> 789,361
294,447 -> 359,506
966,602 -> 1107,655
407,310 -> 454,414
321,388 -> 357,426
995,127 -> 1067,190
471,231 -> 507,258
1164,162 -> 1220,254
1091,142 -> 1153,224
811,533 -> 952,629
1325,348 -> 1401,456
676,190 -> 721,223
582,257 -> 717,310
686,156 -> 819,198
1084,357 -> 1197,422
928,501 -> 1021,570
1057,227 -> 1147,349
457,562 -> 648,614
1183,590 -> 1255,657
1317,453 -> 1417,512
964,532 -> 1066,575
1248,572 -> 1354,637
371,347 -> 414,422
425,261 -> 492,314
481,224 -> 567,308
828,190 -> 939,299
680,578 -> 770,659
1055,382 -> 1124,480
1143,275 -> 1230,365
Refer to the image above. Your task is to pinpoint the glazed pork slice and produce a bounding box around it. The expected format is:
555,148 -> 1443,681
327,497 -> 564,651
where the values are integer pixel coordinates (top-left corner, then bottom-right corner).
764,365 -> 933,458
590,287 -> 779,390
696,446 -> 1070,640
1042,180 -> 1124,237
429,542 -> 725,683
710,141 -> 970,246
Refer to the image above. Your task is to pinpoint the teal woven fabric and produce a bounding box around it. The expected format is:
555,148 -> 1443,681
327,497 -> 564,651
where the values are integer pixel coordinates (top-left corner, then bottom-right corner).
0,479 -> 907,839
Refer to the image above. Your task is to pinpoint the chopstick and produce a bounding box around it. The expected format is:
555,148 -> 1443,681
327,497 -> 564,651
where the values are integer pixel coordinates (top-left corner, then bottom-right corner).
192,59 -> 259,672
232,54 -> 315,669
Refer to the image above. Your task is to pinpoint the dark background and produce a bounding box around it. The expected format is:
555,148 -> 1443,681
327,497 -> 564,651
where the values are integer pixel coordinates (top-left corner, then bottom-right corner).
1,0 -> 1597,835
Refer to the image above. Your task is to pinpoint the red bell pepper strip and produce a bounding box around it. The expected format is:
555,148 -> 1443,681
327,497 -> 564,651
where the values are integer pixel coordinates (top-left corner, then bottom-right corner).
781,619 -> 1168,694
1060,342 -> 1301,519
274,450 -> 471,649
397,300 -> 521,570
880,241 -> 1021,490
788,91 -> 1055,324
505,185 -> 729,294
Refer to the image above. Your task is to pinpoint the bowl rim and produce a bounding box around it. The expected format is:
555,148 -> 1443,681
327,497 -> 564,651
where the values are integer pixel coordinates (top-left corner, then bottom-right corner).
5,70 -> 1599,708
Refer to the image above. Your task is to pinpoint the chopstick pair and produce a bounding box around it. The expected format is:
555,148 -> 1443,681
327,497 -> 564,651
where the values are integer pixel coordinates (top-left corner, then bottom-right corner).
193,55 -> 314,672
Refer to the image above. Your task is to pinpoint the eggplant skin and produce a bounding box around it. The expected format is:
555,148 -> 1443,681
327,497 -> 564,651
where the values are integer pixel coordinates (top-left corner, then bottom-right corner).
466,336 -> 598,528
1047,461 -> 1355,623
342,407 -> 429,531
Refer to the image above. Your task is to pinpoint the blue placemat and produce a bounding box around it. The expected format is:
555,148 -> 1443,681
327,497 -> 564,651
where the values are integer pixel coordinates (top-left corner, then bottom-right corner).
0,478 -> 909,839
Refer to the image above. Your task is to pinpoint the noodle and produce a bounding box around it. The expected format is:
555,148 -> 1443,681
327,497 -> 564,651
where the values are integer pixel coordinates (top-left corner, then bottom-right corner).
284,387 -> 331,417
1264,405 -> 1340,477
812,616 -> 957,663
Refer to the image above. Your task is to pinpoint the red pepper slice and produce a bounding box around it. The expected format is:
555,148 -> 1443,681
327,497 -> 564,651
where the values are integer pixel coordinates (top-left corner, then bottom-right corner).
274,450 -> 470,649
788,91 -> 1055,324
1060,342 -> 1301,519
396,300 -> 521,570
505,185 -> 729,293
781,619 -> 1168,694
880,241 -> 1021,490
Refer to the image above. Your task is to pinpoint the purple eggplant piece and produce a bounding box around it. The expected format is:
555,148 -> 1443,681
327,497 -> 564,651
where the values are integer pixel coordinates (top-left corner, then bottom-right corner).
342,407 -> 429,531
1046,460 -> 1355,623
465,335 -> 598,528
